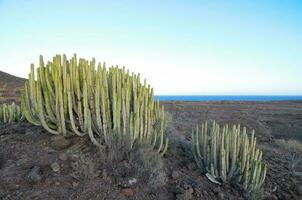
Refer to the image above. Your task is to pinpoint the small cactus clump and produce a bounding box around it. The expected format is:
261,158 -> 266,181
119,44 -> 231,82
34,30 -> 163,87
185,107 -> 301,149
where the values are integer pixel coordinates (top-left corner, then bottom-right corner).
21,54 -> 168,155
192,121 -> 267,193
0,102 -> 22,123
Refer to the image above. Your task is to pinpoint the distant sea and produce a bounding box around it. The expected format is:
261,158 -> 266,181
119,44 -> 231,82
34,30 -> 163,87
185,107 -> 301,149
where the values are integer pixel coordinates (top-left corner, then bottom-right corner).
155,95 -> 302,102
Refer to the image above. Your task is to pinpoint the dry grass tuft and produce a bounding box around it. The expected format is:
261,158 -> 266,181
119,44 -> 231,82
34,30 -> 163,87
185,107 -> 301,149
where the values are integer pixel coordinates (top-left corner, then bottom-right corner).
101,134 -> 167,188
275,139 -> 302,169
129,142 -> 167,187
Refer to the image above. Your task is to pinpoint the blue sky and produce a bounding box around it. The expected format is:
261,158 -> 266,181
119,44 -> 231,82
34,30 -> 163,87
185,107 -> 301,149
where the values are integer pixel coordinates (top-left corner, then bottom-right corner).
0,0 -> 301,95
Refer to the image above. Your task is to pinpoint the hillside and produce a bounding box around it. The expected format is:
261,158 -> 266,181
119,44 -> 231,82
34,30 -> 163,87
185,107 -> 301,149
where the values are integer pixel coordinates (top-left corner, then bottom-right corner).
0,71 -> 26,103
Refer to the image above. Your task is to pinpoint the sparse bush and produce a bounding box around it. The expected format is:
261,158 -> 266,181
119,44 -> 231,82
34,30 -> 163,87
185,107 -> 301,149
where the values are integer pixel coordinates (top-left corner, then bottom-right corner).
275,139 -> 302,169
101,135 -> 167,188
103,133 -> 133,163
21,54 -> 168,155
129,142 -> 167,187
192,121 -> 267,193
0,102 -> 22,123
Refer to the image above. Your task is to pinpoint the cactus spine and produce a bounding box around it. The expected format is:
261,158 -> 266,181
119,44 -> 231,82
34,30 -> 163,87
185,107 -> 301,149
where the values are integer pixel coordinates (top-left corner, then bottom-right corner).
192,121 -> 267,193
21,54 -> 168,155
0,102 -> 23,123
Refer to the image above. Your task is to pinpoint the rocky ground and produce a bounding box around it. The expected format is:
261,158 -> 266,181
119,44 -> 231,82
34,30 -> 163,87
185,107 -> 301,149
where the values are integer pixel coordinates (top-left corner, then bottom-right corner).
0,101 -> 302,200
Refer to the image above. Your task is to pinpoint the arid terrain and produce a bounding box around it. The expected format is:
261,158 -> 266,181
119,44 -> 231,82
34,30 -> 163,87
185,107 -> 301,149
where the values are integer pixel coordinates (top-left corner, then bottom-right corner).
0,72 -> 301,200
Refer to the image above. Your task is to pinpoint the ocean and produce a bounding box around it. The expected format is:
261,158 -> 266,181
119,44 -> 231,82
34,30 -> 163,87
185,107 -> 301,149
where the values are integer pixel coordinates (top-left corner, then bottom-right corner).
155,95 -> 302,102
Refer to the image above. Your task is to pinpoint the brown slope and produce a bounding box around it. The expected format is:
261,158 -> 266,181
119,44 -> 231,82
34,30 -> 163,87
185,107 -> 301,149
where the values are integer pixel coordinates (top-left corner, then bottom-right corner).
0,70 -> 26,103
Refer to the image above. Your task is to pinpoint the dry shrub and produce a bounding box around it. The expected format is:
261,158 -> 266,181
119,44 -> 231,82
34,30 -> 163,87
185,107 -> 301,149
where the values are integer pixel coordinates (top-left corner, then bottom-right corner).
103,134 -> 132,163
275,139 -> 302,169
129,142 -> 167,187
164,111 -> 173,125
69,133 -> 167,188
101,134 -> 167,188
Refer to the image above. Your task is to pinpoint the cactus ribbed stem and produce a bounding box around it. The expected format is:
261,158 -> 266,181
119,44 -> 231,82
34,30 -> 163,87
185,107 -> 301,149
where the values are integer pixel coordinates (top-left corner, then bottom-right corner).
192,121 -> 267,193
0,102 -> 23,123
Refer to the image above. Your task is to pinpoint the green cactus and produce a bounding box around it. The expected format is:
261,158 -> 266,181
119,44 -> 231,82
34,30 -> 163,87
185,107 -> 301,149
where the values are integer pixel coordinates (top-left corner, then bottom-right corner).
0,102 -> 23,123
192,121 -> 267,193
21,54 -> 168,155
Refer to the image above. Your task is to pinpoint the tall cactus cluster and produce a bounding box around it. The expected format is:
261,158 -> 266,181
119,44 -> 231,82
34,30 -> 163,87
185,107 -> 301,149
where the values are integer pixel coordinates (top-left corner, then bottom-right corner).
21,54 -> 168,155
192,121 -> 267,193
0,102 -> 22,123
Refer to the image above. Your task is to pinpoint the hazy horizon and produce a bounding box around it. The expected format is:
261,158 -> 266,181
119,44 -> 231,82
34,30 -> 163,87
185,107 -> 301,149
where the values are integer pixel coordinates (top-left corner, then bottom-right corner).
1,0 -> 301,95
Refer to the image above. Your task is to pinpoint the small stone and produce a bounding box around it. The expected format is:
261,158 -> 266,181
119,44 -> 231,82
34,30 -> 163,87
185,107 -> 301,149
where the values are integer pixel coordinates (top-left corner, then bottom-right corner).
213,187 -> 222,194
279,192 -> 291,200
176,192 -> 192,200
121,188 -> 134,197
263,192 -> 278,200
176,187 -> 193,200
187,162 -> 196,170
59,153 -> 68,161
16,158 -> 27,166
176,194 -> 183,200
214,187 -> 224,200
172,170 -> 181,179
70,154 -> 79,161
128,178 -> 137,185
295,185 -> 302,195
25,130 -> 35,135
217,192 -> 224,200
51,135 -> 71,150
16,157 -> 31,169
102,169 -> 108,179
183,183 -> 191,190
38,156 -> 52,167
117,180 -> 128,188
45,147 -> 56,153
27,166 -> 42,183
102,169 -> 112,183
55,182 -> 60,186
72,181 -> 79,188
51,162 -> 60,172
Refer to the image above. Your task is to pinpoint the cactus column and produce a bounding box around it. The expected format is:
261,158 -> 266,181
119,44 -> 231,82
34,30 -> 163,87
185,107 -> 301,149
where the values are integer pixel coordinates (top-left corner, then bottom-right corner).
192,121 -> 267,193
21,54 -> 169,155
0,102 -> 23,123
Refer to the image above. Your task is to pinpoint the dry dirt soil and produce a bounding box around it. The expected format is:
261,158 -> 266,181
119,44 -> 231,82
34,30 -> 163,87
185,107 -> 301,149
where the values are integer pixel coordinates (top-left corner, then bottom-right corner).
1,100 -> 302,200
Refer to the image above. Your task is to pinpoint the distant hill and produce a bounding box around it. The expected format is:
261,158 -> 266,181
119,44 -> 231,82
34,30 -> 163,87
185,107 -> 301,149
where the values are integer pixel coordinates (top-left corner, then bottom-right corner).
0,71 -> 26,104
